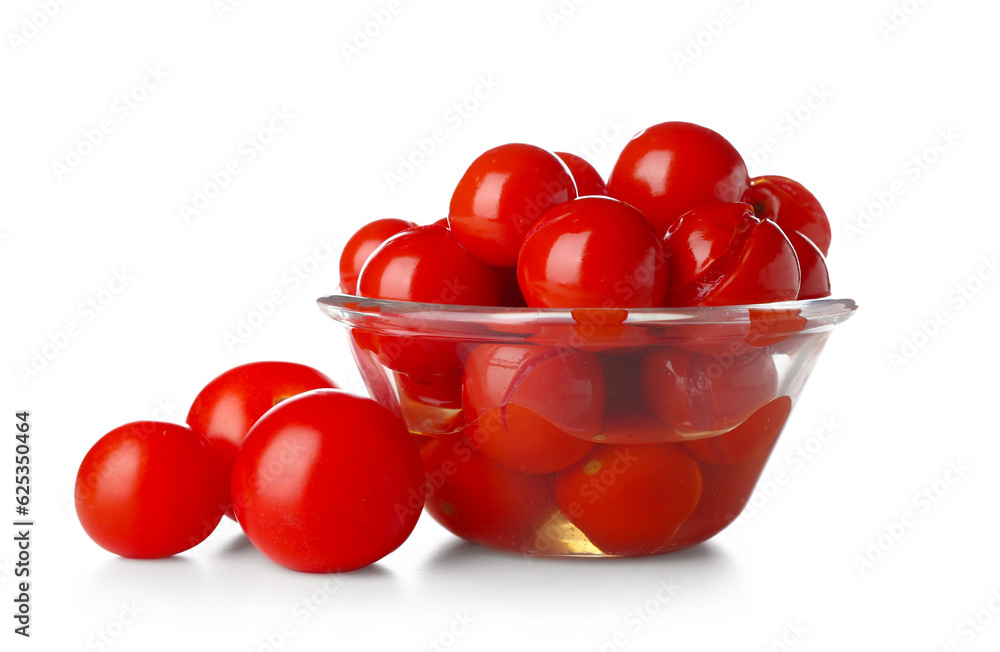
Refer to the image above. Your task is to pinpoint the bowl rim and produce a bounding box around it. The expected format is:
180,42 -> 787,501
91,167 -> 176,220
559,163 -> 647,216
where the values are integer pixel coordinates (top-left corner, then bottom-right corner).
316,294 -> 857,337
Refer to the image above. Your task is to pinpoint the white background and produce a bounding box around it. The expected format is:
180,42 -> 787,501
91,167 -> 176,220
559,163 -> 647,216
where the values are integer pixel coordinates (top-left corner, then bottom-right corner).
2,0 -> 999,650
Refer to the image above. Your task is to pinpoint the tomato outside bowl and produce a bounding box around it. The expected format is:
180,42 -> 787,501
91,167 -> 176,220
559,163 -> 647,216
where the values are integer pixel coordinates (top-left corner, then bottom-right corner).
316,294 -> 856,558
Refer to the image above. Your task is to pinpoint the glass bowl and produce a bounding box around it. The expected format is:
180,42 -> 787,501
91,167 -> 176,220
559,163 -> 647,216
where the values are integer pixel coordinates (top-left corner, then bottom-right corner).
316,294 -> 856,557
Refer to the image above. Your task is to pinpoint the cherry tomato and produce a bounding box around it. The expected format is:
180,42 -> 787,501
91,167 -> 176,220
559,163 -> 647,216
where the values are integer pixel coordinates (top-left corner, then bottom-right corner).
742,175 -> 831,256
555,443 -> 702,555
640,346 -> 778,435
662,202 -> 800,306
231,389 -> 424,573
517,196 -> 669,308
668,430 -> 781,551
421,435 -> 558,551
785,230 -> 831,300
681,396 -> 792,465
395,367 -> 466,436
187,361 -> 338,519
338,218 -> 416,295
75,422 -> 227,559
448,144 -> 577,267
356,223 -> 502,375
462,344 -> 603,474
608,121 -> 749,236
555,152 -> 608,196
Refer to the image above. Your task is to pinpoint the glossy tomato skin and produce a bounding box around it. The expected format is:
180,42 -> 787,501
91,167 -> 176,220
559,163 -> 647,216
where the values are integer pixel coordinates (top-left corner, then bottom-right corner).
607,122 -> 749,236
231,389 -> 424,573
742,175 -> 831,256
356,223 -> 502,376
785,230 -> 831,300
662,202 -> 800,306
517,196 -> 669,309
555,152 -> 608,196
462,344 -> 604,474
449,144 -> 577,267
640,346 -> 778,435
75,422 -> 227,559
421,435 -> 558,551
339,219 -> 416,295
555,443 -> 702,555
187,362 -> 338,519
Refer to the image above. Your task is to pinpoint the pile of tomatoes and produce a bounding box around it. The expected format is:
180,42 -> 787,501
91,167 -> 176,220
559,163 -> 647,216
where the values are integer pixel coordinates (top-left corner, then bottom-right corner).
75,362 -> 426,573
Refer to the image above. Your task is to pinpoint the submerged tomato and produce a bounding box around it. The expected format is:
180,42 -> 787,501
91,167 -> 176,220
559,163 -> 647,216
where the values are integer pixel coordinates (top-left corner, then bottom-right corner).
556,152 -> 608,196
421,436 -> 558,551
187,361 -> 338,519
517,196 -> 669,308
462,344 -> 604,474
232,390 -> 424,573
662,202 -> 800,306
608,121 -> 749,236
742,175 -> 831,256
75,422 -> 227,559
555,443 -> 702,555
449,143 -> 577,267
640,346 -> 778,435
681,396 -> 792,465
338,218 -> 416,295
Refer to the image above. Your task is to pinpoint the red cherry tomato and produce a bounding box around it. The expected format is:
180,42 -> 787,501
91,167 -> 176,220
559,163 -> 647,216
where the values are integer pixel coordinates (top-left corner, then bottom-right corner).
231,389 -> 424,573
640,346 -> 778,435
555,152 -> 608,196
394,367 -> 466,436
608,121 -> 749,236
356,223 -> 502,375
668,430 -> 781,551
785,230 -> 831,300
421,435 -> 558,551
681,396 -> 792,465
742,175 -> 831,256
555,443 -> 702,555
662,202 -> 800,306
448,144 -> 577,267
462,344 -> 603,474
75,422 -> 227,559
338,218 -> 416,295
186,361 -> 338,519
517,196 -> 669,308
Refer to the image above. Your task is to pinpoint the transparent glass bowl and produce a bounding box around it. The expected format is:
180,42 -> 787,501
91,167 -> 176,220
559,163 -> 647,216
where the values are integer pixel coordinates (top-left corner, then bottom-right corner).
317,294 -> 856,557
